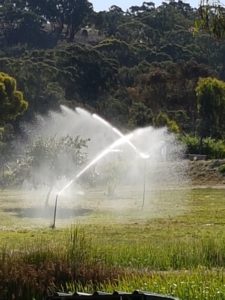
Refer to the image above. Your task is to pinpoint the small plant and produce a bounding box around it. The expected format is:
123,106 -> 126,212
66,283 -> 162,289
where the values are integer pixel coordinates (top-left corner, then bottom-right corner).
181,135 -> 225,159
218,164 -> 225,175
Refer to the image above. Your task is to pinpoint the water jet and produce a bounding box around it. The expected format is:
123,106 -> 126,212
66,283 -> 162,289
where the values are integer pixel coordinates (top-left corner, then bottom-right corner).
19,105 -> 188,226
51,132 -> 134,227
92,112 -> 150,159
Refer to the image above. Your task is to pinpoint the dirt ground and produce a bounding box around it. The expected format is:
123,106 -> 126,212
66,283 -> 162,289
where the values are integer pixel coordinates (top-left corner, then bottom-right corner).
187,159 -> 225,187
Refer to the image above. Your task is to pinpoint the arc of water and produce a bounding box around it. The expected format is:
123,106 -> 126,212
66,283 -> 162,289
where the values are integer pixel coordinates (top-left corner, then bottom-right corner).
52,131 -> 134,228
90,112 -> 150,212
92,113 -> 149,159
58,132 -> 134,196
92,113 -> 112,128
75,108 -> 149,159
75,107 -> 91,117
61,105 -> 76,115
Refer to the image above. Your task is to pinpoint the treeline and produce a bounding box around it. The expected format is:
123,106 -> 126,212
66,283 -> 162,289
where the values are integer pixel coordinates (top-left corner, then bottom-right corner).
1,0 -> 225,157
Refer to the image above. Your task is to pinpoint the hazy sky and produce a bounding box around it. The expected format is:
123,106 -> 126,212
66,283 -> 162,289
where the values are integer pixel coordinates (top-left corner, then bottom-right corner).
92,0 -> 200,12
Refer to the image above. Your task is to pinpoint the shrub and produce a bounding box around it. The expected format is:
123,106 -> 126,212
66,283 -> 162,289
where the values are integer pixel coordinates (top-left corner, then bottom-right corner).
155,112 -> 180,134
181,135 -> 225,159
202,138 -> 225,159
218,164 -> 225,175
181,135 -> 199,154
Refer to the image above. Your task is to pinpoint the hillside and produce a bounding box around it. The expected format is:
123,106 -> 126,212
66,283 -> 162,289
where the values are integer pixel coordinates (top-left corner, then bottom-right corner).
0,0 -> 224,132
1,0 -> 225,184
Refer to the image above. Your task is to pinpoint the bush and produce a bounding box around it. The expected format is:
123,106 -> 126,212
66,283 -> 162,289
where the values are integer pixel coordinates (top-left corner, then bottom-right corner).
155,112 -> 180,134
202,138 -> 225,159
181,135 -> 225,159
218,164 -> 225,175
181,135 -> 199,154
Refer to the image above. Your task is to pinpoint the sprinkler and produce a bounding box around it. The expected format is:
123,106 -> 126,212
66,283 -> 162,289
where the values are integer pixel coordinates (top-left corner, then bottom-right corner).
50,134 -> 133,229
141,159 -> 147,209
51,194 -> 59,229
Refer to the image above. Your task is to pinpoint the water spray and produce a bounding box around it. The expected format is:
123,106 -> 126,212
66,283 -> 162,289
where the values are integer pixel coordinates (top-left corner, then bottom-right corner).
92,113 -> 150,160
91,112 -> 152,208
51,109 -> 151,227
51,109 -> 169,227
51,132 -> 134,228
75,107 -> 91,117
92,113 -> 112,129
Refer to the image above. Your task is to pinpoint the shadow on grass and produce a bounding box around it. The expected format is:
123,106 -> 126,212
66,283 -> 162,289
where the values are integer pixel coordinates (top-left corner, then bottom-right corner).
3,206 -> 92,219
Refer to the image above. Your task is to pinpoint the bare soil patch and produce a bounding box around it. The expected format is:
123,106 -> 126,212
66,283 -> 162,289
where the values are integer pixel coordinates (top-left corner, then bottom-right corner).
187,159 -> 225,187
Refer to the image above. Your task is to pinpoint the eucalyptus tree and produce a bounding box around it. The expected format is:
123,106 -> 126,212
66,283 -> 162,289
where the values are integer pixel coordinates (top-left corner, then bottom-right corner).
93,6 -> 125,36
0,72 -> 28,123
0,0 -> 93,46
196,77 -> 225,139
55,0 -> 93,41
196,0 -> 225,38
0,0 -> 48,47
0,72 -> 27,186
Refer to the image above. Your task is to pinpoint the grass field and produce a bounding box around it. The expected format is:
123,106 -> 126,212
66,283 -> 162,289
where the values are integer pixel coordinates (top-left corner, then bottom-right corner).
0,187 -> 225,299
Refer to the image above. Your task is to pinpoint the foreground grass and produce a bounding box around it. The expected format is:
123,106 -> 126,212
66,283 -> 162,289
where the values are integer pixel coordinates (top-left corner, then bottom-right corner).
1,229 -> 225,300
0,188 -> 224,299
68,269 -> 225,300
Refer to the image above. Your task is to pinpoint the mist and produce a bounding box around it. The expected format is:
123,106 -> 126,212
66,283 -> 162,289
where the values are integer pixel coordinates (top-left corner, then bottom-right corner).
9,106 -> 189,227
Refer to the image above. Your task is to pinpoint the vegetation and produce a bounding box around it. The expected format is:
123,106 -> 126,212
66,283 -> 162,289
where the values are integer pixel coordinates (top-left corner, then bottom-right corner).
0,72 -> 28,123
1,1 -> 225,298
196,0 -> 225,39
0,0 -> 225,159
0,188 -> 224,299
0,72 -> 28,187
196,77 -> 225,139
218,163 -> 225,174
0,135 -> 89,189
181,135 -> 225,158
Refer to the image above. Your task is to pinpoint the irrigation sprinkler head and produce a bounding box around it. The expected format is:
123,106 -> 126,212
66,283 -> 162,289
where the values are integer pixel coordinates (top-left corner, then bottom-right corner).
51,194 -> 59,229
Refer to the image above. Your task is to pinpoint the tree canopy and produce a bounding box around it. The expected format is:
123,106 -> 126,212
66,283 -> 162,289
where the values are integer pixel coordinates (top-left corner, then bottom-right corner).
1,0 -> 225,160
196,77 -> 225,139
0,72 -> 28,124
196,0 -> 225,39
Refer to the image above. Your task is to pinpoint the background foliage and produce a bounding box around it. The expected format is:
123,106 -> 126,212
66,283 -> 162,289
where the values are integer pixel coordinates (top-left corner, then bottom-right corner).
1,0 -> 225,159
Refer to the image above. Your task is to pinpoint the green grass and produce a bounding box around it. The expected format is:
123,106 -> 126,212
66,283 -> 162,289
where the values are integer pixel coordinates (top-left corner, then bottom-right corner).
67,269 -> 225,300
0,187 -> 225,299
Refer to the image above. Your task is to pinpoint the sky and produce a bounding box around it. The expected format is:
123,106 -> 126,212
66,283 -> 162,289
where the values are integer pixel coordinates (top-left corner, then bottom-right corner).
92,0 -> 200,12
